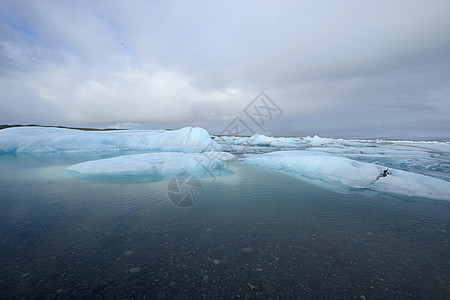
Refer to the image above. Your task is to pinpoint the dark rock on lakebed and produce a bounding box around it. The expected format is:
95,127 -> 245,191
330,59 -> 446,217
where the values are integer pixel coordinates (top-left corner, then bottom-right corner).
313,242 -> 335,256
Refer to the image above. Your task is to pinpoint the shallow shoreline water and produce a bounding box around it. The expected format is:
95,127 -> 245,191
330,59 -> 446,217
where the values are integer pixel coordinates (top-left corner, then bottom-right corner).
0,155 -> 449,299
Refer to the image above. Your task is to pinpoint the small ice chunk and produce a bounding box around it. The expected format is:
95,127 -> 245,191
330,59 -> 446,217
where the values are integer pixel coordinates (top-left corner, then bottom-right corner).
304,135 -> 329,146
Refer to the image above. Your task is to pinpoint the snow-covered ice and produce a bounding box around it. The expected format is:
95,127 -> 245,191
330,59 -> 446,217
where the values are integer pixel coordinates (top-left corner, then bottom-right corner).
67,152 -> 234,177
242,150 -> 450,200
0,126 -> 219,153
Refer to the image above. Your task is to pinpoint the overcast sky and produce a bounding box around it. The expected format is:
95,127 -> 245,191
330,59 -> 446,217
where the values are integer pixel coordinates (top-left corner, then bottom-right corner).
1,0 -> 449,139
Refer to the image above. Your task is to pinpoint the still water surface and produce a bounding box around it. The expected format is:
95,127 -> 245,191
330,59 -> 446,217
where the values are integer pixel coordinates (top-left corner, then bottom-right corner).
0,154 -> 449,298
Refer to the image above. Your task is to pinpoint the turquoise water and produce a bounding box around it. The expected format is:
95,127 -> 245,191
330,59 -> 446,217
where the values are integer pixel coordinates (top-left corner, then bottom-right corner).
1,154 -> 450,298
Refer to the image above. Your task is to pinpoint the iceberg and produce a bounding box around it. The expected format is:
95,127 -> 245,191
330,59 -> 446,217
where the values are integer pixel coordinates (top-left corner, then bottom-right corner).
3,125 -> 449,200
246,134 -> 300,147
67,152 -> 234,177
0,126 -> 220,154
245,134 -> 275,146
214,135 -> 300,153
241,150 -> 450,200
304,141 -> 450,182
214,133 -> 450,182
304,135 -> 332,146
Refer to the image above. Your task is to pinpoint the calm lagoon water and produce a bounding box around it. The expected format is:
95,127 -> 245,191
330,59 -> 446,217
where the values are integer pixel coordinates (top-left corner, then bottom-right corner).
1,153 -> 450,299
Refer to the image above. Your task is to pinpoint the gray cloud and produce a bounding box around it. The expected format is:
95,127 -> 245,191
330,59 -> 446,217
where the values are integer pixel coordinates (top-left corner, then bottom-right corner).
1,0 -> 449,139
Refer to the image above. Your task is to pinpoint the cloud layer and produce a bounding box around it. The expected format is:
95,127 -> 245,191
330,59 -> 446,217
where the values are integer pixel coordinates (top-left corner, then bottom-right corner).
1,0 -> 450,139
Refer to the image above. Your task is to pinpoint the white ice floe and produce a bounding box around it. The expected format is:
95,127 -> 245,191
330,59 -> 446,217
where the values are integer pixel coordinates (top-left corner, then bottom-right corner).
246,134 -> 274,146
303,135 -> 332,146
241,150 -> 450,200
0,126 -> 220,153
214,134 -> 300,148
246,134 -> 300,147
213,134 -> 450,181
67,152 -> 234,177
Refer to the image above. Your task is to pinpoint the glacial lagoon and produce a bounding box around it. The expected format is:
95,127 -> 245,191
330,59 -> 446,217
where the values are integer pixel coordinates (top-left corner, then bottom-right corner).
0,127 -> 449,298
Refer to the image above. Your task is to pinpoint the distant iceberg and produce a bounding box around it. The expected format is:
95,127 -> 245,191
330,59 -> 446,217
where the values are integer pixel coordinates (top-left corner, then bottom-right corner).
304,135 -> 332,146
242,150 -> 450,200
246,134 -> 300,147
0,126 -> 220,153
214,134 -> 300,149
67,152 -> 234,177
246,134 -> 275,146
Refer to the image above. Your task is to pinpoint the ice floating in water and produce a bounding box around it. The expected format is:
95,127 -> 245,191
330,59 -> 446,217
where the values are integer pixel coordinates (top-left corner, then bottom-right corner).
3,126 -> 449,200
214,134 -> 300,149
214,134 -> 450,182
67,152 -> 234,177
0,126 -> 219,153
215,134 -> 349,149
246,134 -> 300,147
246,134 -> 274,146
241,150 -> 450,200
304,135 -> 331,146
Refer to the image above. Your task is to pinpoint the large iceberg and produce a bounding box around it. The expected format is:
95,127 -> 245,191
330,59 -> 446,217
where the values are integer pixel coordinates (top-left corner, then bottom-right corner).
67,152 -> 234,178
241,150 -> 450,200
0,126 -> 220,154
